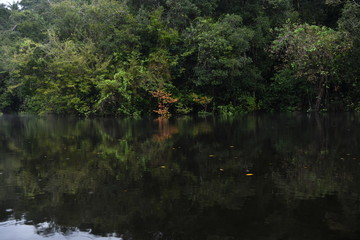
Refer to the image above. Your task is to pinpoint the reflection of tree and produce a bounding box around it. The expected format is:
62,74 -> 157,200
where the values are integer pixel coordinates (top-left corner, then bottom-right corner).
152,118 -> 179,142
0,114 -> 359,239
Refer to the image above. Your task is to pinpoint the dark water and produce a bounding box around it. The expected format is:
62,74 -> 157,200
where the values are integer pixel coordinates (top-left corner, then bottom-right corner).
0,114 -> 360,240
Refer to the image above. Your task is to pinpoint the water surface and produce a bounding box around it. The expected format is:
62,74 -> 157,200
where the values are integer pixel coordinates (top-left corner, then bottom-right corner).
0,114 -> 360,240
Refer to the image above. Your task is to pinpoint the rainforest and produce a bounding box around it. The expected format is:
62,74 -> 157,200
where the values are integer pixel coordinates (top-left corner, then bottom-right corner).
0,0 -> 359,116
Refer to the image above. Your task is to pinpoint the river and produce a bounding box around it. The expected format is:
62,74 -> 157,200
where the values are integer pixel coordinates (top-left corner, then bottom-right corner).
0,114 -> 359,240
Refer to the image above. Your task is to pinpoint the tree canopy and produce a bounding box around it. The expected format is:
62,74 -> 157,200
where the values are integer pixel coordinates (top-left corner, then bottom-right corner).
0,0 -> 359,116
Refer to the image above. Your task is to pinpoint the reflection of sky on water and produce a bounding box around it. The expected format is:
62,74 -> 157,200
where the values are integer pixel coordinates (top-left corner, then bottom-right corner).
0,219 -> 121,240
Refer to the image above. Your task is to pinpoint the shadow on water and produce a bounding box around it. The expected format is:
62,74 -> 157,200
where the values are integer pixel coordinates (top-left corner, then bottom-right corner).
0,113 -> 360,240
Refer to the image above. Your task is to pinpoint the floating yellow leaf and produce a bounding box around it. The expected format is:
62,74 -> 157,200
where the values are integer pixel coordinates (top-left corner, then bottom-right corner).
245,173 -> 254,176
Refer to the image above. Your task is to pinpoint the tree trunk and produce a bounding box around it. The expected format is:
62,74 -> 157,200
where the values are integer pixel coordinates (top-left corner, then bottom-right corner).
314,77 -> 325,112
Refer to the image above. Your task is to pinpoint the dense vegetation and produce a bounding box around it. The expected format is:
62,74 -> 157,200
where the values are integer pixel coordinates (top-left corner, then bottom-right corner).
0,0 -> 359,116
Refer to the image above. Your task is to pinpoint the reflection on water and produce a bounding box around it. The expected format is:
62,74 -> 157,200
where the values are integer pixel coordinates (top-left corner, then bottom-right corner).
0,219 -> 121,240
0,114 -> 360,240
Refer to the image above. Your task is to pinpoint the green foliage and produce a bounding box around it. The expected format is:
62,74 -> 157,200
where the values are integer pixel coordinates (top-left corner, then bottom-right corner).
266,68 -> 311,111
242,95 -> 261,112
183,15 -> 253,88
37,36 -> 108,115
95,59 -> 146,116
165,0 -> 200,29
0,0 -> 358,115
271,23 -> 352,111
217,94 -> 262,115
191,93 -> 213,112
338,1 -> 360,42
9,10 -> 47,41
173,91 -> 194,114
175,102 -> 192,115
217,103 -> 240,116
0,5 -> 11,31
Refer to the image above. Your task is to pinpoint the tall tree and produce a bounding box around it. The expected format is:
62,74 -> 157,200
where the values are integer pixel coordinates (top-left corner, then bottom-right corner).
271,23 -> 352,111
183,14 -> 254,103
